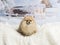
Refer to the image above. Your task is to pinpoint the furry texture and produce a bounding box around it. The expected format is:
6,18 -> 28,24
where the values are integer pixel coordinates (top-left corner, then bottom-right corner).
0,22 -> 43,45
1,21 -> 56,45
41,22 -> 60,45
17,16 -> 37,36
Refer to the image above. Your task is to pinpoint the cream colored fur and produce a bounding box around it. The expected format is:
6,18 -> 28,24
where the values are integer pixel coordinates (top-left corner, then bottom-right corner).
17,16 -> 37,36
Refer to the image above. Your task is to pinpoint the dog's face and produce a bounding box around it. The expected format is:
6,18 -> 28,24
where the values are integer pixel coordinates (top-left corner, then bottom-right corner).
22,16 -> 35,25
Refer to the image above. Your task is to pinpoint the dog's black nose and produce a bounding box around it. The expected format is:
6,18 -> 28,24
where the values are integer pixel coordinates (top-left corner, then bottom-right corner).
26,21 -> 30,25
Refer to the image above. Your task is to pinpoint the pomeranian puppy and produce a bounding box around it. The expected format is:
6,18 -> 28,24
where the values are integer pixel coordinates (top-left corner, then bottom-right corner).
17,15 -> 37,36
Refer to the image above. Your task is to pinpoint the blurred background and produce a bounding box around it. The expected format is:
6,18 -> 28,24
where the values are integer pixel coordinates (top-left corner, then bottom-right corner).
0,0 -> 60,28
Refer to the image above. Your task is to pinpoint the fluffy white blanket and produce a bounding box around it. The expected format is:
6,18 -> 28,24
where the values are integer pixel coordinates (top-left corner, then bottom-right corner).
2,22 -> 60,45
0,22 -> 44,45
41,22 -> 60,45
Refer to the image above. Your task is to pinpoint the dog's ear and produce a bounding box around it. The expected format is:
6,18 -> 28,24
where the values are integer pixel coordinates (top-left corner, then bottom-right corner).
24,15 -> 28,18
24,15 -> 29,17
24,15 -> 35,18
31,16 -> 35,18
24,15 -> 27,17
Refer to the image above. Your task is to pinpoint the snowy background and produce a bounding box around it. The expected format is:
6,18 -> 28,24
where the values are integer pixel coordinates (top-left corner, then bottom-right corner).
0,0 -> 60,27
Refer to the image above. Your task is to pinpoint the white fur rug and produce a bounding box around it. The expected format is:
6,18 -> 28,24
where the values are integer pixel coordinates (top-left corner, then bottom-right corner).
0,22 -> 45,45
41,22 -> 60,45
1,22 -> 60,45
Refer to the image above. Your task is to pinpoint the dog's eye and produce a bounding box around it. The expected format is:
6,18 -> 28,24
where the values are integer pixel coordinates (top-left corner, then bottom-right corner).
26,20 -> 28,22
30,20 -> 32,21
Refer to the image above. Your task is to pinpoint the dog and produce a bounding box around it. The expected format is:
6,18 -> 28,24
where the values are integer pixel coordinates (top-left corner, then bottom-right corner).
17,15 -> 37,36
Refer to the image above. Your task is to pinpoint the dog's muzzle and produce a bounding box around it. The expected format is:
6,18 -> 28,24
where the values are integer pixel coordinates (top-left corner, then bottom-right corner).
26,20 -> 30,25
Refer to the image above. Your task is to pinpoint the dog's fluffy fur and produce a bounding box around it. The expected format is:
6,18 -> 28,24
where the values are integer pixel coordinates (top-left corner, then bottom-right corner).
17,16 -> 37,36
